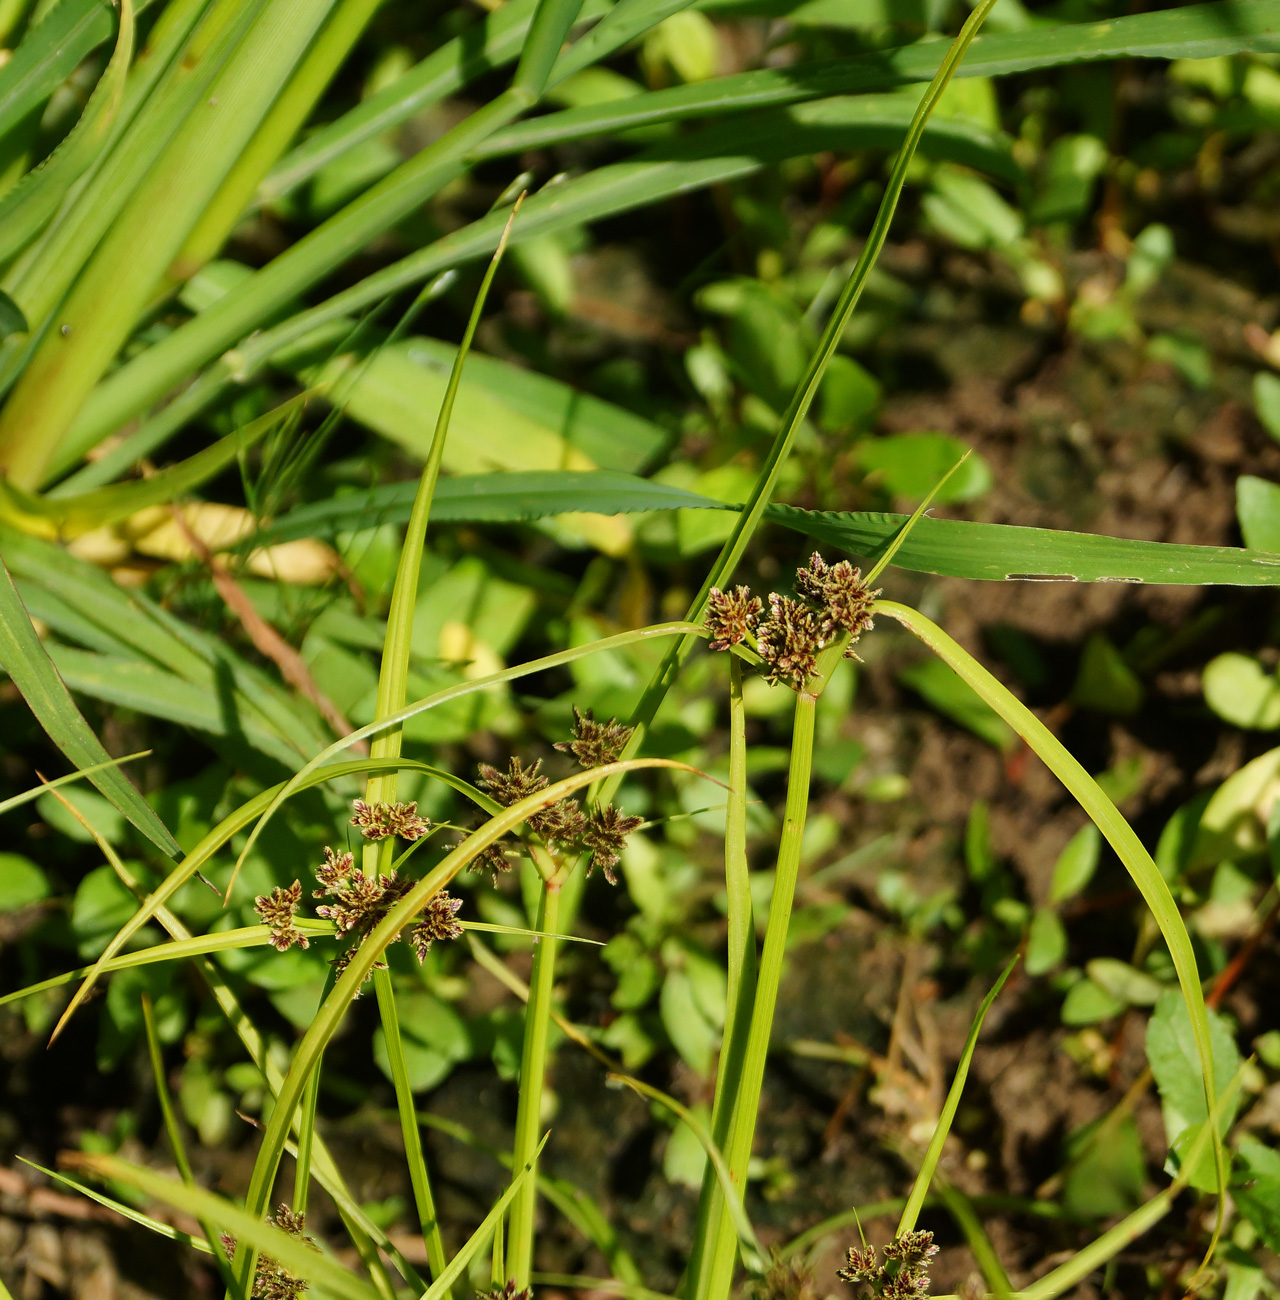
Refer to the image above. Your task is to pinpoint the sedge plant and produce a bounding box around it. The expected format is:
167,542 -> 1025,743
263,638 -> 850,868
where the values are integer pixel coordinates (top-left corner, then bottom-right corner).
0,0 -> 1264,1296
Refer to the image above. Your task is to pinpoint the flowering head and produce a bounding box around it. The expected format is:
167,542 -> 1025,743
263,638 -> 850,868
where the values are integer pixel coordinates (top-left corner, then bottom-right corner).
705,585 -> 762,652
554,705 -> 633,768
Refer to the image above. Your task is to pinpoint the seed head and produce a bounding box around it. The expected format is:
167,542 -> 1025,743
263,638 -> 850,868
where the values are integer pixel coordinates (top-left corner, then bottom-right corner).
757,593 -> 823,690
464,832 -> 518,882
254,881 -> 308,952
314,850 -> 412,984
705,585 -> 762,652
480,1283 -> 531,1300
410,892 -> 464,960
555,706 -> 633,768
222,1205 -> 317,1300
350,799 -> 431,842
838,1246 -> 879,1284
795,553 -> 878,652
529,796 -> 587,847
882,1231 -> 937,1267
478,757 -> 549,806
315,846 -> 354,892
581,804 -> 643,884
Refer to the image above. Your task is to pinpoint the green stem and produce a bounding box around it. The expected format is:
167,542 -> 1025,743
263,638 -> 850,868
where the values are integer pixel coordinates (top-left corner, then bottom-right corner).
291,1068 -> 320,1216
373,966 -> 447,1276
687,656 -> 755,1291
508,877 -> 562,1288
696,687 -> 818,1300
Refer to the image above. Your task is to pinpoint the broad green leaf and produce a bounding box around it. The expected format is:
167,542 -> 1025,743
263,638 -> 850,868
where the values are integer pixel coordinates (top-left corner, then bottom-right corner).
1085,958 -> 1163,1007
0,553 -> 179,855
1061,1115 -> 1145,1220
0,0 -> 135,265
1203,652 -> 1280,730
1234,1135 -> 1280,1252
1024,907 -> 1065,976
856,432 -> 992,503
260,472 -> 1280,587
898,656 -> 1016,751
1049,824 -> 1100,903
1237,475 -> 1280,553
660,968 -> 719,1074
1061,976 -> 1124,1025
1147,989 -> 1242,1188
0,853 -> 48,910
1192,745 -> 1280,867
1071,633 -> 1144,717
1254,373 -> 1280,444
771,505 -> 1280,585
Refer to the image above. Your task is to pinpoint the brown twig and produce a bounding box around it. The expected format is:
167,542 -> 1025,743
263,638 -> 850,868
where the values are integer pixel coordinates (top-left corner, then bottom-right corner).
167,503 -> 366,750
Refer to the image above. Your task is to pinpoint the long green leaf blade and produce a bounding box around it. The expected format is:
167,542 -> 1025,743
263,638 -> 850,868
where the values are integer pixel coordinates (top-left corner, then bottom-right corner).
0,553 -> 179,855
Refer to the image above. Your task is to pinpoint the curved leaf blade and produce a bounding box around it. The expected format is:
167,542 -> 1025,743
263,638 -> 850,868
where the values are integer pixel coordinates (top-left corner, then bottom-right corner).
0,553 -> 179,855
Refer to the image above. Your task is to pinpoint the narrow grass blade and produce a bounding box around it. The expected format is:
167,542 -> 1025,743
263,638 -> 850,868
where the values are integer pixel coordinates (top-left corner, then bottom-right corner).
419,1135 -> 549,1300
508,880 -> 560,1287
0,391 -> 310,536
608,1073 -> 766,1274
877,601 -> 1226,1252
935,1184 -> 1011,1300
373,969 -> 447,1276
0,0 -> 134,265
67,1153 -> 380,1300
531,1277 -> 676,1300
16,1157 -> 215,1254
0,553 -> 179,855
259,0 -> 541,203
864,452 -> 969,585
897,956 -> 1017,1236
0,749 -> 149,816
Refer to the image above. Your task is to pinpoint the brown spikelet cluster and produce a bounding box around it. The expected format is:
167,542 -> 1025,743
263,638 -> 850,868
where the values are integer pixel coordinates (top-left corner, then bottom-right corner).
703,554 -> 878,690
837,1230 -> 938,1300
757,593 -> 824,690
757,1252 -> 819,1300
475,757 -> 588,855
304,846 -> 462,983
795,552 -> 878,647
221,1205 -> 318,1300
254,881 -> 308,952
349,799 -> 431,841
580,804 -> 644,884
705,585 -> 762,652
480,1283 -> 531,1300
410,892 -> 464,960
554,706 -> 634,768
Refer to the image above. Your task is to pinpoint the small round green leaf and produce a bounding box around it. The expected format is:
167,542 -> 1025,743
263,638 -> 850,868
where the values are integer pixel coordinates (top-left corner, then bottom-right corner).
1025,906 -> 1066,975
1203,652 -> 1280,730
0,853 -> 49,910
1061,976 -> 1124,1025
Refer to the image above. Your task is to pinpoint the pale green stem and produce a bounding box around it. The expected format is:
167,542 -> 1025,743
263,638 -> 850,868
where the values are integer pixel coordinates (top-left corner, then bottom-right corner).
374,967 -> 447,1275
508,878 -> 562,1288
687,654 -> 755,1291
291,1068 -> 320,1216
696,686 -> 818,1300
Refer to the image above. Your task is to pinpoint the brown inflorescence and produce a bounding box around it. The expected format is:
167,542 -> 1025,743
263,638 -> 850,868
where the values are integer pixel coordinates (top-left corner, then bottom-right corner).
349,799 -> 431,841
554,705 -> 634,768
704,585 -> 762,652
221,1204 -> 318,1300
580,804 -> 643,884
311,846 -> 460,982
757,592 -> 824,690
254,881 -> 308,952
794,552 -> 878,652
410,892 -> 465,959
836,1230 -> 938,1300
